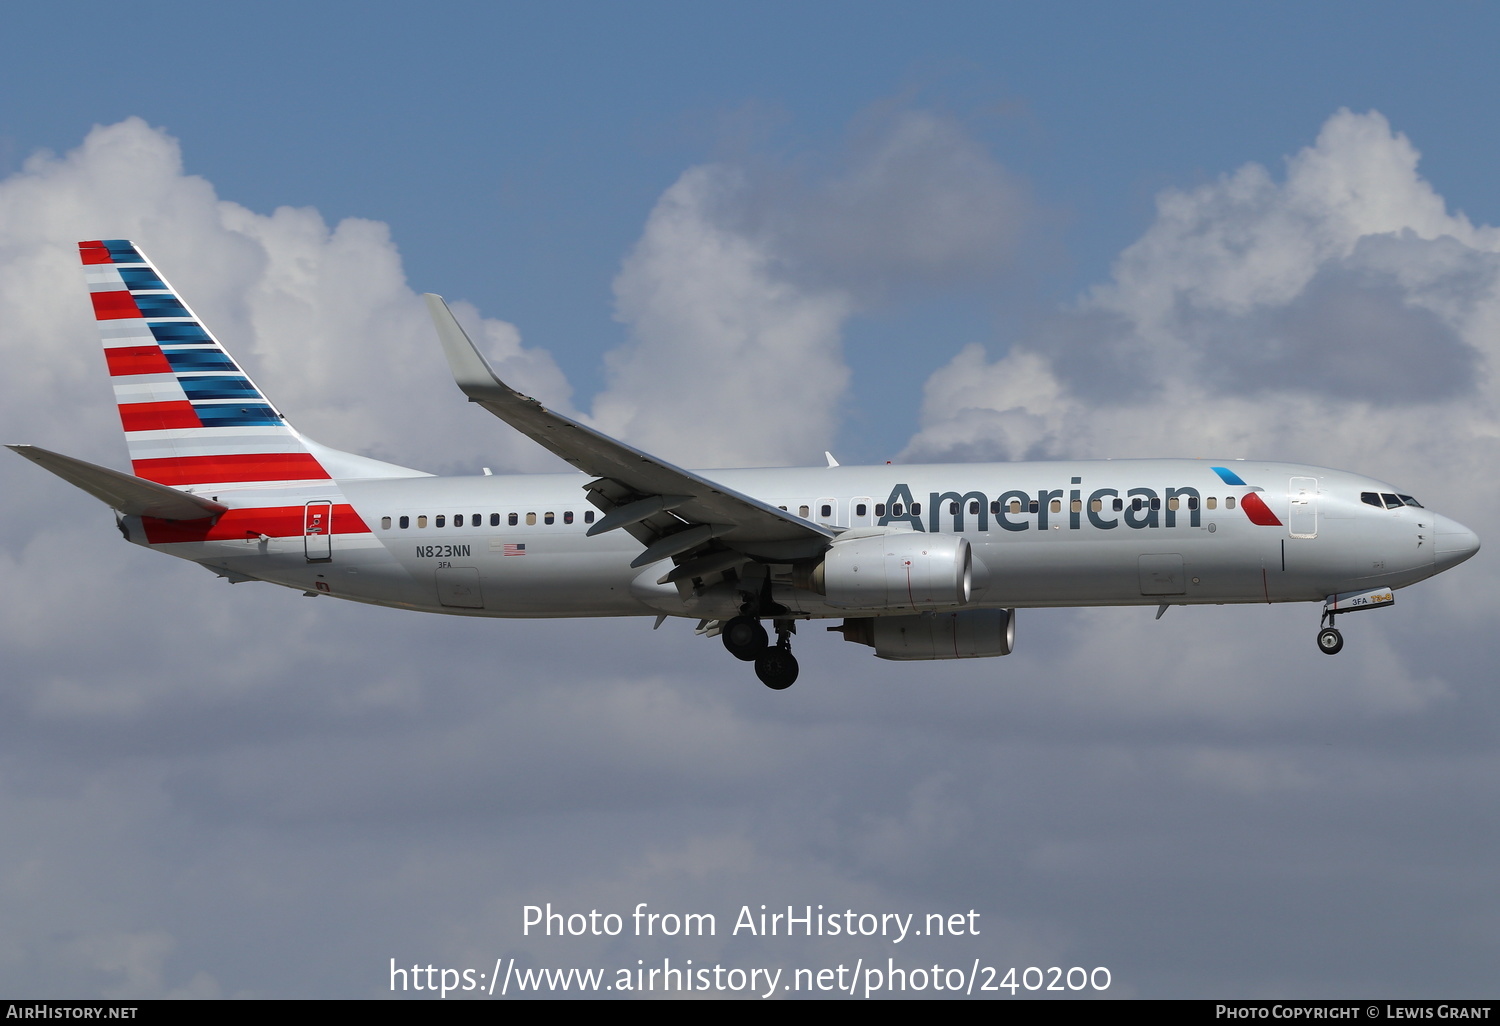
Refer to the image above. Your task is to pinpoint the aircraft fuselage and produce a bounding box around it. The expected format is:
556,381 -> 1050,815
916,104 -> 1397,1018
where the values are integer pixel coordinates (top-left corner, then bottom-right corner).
132,459 -> 1473,621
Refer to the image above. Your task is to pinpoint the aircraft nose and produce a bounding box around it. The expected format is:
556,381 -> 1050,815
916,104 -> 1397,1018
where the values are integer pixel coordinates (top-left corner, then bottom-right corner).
1433,514 -> 1480,572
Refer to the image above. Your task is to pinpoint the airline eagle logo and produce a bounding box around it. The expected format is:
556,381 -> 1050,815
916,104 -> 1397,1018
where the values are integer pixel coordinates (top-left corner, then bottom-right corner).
1210,466 -> 1283,527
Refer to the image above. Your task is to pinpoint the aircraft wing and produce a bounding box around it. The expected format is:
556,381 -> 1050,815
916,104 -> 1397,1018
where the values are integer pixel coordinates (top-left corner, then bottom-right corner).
424,295 -> 834,565
7,444 -> 228,520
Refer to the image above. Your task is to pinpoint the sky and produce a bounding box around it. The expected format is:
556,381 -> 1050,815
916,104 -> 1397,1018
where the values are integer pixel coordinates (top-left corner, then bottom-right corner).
0,1 -> 1497,999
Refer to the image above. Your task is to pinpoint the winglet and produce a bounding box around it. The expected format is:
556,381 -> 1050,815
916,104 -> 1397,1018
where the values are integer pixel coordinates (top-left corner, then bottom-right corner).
424,293 -> 516,405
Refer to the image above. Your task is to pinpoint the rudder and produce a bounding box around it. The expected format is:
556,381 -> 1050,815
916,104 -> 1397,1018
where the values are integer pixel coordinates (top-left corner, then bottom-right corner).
81,239 -> 331,489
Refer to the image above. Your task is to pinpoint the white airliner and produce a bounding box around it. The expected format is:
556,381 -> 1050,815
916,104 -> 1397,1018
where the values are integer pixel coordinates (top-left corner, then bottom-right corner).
9,241 -> 1481,688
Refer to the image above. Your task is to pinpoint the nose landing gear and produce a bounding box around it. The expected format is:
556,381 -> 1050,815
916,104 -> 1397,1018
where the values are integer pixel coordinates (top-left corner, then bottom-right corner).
1317,625 -> 1344,655
1317,607 -> 1344,655
1315,587 -> 1395,655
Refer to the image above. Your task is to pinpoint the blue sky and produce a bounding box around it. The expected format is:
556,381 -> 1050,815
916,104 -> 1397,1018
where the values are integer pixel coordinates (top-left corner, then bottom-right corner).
8,1 -> 1498,458
1,2 -> 1497,999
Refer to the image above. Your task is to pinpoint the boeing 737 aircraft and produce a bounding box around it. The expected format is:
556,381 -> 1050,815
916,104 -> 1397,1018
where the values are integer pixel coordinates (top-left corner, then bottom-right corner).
8,241 -> 1482,688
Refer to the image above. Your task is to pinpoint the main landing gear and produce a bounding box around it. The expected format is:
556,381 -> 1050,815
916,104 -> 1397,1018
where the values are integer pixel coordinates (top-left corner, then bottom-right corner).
721,615 -> 799,689
721,616 -> 768,661
1317,609 -> 1344,655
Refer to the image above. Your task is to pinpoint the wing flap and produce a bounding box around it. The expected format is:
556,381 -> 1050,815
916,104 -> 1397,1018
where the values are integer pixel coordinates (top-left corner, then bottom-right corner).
586,493 -> 693,537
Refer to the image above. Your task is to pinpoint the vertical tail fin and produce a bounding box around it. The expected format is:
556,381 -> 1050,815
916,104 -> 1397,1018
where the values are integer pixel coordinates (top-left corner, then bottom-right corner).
81,239 -> 331,489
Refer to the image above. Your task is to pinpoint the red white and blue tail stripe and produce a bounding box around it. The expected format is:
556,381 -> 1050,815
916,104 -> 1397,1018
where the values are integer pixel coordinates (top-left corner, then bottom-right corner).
81,239 -> 332,489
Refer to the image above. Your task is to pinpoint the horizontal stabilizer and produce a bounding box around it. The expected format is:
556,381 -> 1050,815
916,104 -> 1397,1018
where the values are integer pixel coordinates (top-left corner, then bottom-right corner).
7,444 -> 228,520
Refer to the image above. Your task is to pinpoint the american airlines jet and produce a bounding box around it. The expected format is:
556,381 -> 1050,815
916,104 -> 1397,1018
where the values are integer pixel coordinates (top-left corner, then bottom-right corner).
9,241 -> 1482,689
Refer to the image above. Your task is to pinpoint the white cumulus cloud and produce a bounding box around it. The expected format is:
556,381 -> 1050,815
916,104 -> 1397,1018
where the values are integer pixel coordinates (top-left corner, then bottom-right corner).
594,106 -> 1032,468
903,110 -> 1500,504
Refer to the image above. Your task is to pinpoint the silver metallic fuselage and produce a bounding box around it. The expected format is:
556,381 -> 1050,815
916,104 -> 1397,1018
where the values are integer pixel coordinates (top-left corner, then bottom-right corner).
129,459 -> 1480,621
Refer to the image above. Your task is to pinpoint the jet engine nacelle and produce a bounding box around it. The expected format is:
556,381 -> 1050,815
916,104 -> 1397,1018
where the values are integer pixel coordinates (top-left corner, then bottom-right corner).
833,608 -> 1015,660
806,531 -> 972,610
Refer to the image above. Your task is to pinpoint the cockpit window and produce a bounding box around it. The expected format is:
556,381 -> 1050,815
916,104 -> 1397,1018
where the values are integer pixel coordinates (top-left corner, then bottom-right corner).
1363,491 -> 1421,509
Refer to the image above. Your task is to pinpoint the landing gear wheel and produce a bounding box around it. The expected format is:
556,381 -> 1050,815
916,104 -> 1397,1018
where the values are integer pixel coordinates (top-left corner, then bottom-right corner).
754,646 -> 799,690
721,616 -> 768,661
1317,627 -> 1344,655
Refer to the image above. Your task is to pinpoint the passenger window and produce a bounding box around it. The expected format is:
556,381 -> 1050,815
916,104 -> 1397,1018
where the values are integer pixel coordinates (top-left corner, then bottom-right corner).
1071,499 -> 1082,513
969,500 -> 981,515
491,513 -> 500,527
584,510 -> 595,523
526,513 -> 536,526
949,501 -> 959,515
381,516 -> 392,529
508,513 -> 518,526
564,511 -> 574,524
1050,499 -> 1061,514
399,516 -> 410,529
875,504 -> 886,517
1009,500 -> 1022,514
1206,497 -> 1217,510
891,503 -> 904,517
1226,497 -> 1236,509
417,515 -> 428,528
1113,498 -> 1123,512
1131,498 -> 1142,512
1028,500 -> 1038,513
1167,498 -> 1180,511
990,501 -> 1000,515
472,513 -> 480,524
1187,496 -> 1198,510
799,505 -> 810,518
1150,497 -> 1161,511
911,503 -> 922,515
436,515 -> 446,527
453,514 -> 463,527
779,505 -> 788,511
1089,499 -> 1102,513
856,503 -> 868,517
820,504 -> 832,518
544,512 -> 555,525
